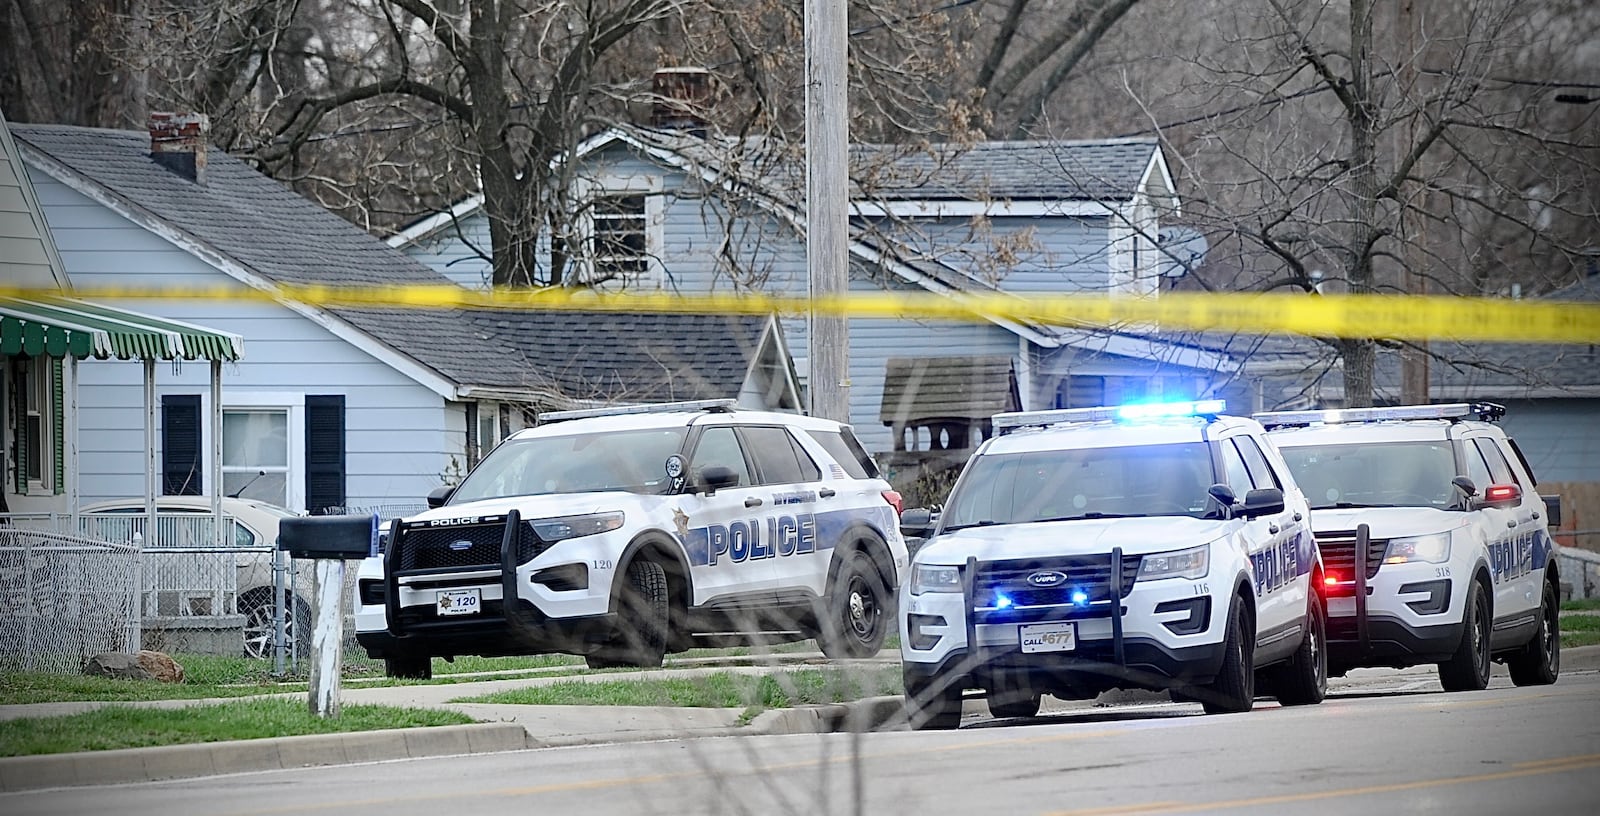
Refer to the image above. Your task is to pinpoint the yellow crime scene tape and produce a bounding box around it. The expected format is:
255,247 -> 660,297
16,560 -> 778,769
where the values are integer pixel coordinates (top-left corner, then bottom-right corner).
3,284 -> 1598,344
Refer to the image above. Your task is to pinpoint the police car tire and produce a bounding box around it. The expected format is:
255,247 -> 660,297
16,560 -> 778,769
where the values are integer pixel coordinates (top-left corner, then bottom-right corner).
1507,579 -> 1560,687
819,549 -> 890,659
1439,579 -> 1492,692
1272,590 -> 1327,706
590,559 -> 670,669
906,674 -> 964,730
1201,597 -> 1255,714
385,654 -> 432,680
987,684 -> 1043,720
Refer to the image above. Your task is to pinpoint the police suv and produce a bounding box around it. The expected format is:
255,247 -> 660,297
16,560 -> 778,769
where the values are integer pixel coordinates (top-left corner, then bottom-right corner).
1257,403 -> 1561,690
355,400 -> 908,678
899,401 -> 1326,729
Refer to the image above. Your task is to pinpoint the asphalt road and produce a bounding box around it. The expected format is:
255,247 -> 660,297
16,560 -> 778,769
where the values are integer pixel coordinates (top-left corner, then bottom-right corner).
7,671 -> 1598,816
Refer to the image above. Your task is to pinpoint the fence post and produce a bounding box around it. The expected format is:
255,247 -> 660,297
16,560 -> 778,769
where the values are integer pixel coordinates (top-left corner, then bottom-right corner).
273,547 -> 288,677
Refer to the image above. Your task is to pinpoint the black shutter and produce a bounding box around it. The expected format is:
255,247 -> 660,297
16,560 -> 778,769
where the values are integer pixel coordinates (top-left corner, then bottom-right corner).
305,395 -> 346,514
161,395 -> 202,495
465,402 -> 479,467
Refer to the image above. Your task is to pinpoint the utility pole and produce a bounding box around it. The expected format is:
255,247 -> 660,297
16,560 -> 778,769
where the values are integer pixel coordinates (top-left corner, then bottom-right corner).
806,0 -> 850,422
1397,0 -> 1430,405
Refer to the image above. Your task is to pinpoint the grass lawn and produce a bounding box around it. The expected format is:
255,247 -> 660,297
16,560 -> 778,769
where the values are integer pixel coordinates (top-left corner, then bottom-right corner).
0,699 -> 473,757
1560,597 -> 1600,612
456,666 -> 904,722
1560,612 -> 1600,648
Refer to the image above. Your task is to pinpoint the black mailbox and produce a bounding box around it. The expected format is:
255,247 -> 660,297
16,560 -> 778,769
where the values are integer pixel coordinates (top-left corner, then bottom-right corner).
278,515 -> 378,560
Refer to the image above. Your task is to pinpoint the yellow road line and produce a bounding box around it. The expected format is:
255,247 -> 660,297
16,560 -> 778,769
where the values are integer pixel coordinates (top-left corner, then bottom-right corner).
6,286 -> 1599,343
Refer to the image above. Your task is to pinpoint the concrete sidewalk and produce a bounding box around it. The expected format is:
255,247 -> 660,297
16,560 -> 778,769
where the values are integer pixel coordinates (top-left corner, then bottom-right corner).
3,646 -> 1596,794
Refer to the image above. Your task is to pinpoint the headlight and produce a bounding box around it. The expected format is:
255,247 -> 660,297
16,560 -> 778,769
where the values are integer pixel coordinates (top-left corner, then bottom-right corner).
1385,533 -> 1451,565
1137,544 -> 1210,581
530,512 -> 625,543
910,563 -> 962,595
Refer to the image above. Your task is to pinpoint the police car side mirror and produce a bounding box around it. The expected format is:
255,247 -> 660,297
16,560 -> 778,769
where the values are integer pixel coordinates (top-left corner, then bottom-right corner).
1543,494 -> 1562,528
426,486 -> 454,509
698,465 -> 740,495
1241,487 -> 1284,518
1206,483 -> 1237,517
900,507 -> 935,537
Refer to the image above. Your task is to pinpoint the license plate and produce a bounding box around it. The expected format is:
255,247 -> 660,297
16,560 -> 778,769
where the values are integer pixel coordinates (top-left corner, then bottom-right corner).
436,588 -> 481,617
1020,622 -> 1076,653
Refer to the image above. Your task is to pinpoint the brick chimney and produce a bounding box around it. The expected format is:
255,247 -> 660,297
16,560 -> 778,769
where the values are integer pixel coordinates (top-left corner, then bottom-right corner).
148,112 -> 209,183
651,68 -> 712,135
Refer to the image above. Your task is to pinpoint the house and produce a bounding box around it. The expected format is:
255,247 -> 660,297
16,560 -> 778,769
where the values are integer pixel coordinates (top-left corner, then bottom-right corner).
389,122 -> 1281,483
11,116 -> 800,517
2,110 -> 241,519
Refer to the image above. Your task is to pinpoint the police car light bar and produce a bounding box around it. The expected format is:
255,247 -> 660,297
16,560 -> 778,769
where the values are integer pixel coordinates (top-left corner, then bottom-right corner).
540,399 -> 738,424
994,399 -> 1226,434
1254,402 -> 1506,428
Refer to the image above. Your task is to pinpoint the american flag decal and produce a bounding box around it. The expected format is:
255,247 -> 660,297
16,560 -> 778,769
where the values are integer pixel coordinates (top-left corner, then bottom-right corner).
828,463 -> 847,479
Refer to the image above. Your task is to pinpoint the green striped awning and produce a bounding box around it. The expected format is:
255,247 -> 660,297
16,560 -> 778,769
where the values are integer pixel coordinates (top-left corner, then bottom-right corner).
0,296 -> 243,361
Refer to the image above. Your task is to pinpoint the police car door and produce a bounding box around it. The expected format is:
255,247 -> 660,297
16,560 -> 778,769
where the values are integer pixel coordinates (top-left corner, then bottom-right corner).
737,425 -> 829,598
678,425 -> 781,606
1463,434 -> 1541,631
1218,434 -> 1301,659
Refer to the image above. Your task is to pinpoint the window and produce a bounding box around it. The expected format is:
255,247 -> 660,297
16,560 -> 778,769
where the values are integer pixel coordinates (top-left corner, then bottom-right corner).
742,426 -> 816,485
1461,443 -> 1494,496
1473,439 -> 1518,486
1278,442 -> 1458,509
1218,441 -> 1253,499
7,356 -> 58,494
565,177 -> 663,289
689,427 -> 751,487
223,409 -> 288,505
805,428 -> 879,479
942,443 -> 1214,526
1232,437 -> 1282,490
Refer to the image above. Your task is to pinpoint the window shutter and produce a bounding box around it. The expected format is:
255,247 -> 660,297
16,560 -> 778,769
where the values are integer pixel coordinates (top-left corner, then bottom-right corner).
9,363 -> 24,497
305,395 -> 345,514
161,394 -> 202,495
51,359 -> 63,494
465,402 -> 479,467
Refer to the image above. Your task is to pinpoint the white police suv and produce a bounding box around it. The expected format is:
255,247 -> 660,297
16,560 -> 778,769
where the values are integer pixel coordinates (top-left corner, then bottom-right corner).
899,401 -> 1326,729
1257,403 -> 1561,691
355,400 -> 908,678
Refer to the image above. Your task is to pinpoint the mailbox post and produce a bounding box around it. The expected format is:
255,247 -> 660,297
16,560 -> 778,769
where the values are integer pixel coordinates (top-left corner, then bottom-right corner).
278,514 -> 377,718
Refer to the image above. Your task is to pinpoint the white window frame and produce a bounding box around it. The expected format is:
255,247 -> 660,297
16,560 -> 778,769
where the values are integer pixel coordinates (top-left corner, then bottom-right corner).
191,391 -> 306,513
9,357 -> 55,493
572,174 -> 665,289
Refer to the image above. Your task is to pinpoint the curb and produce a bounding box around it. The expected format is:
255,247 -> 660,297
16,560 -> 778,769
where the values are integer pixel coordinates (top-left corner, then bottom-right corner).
0,723 -> 528,794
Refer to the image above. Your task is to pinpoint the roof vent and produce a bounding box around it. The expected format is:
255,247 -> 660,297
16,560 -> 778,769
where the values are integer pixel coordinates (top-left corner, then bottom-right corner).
148,112 -> 209,183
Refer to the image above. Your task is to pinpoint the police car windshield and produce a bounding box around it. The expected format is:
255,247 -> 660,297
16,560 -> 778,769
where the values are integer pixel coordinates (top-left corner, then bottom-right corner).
1277,441 -> 1457,510
450,428 -> 688,502
941,443 -> 1214,529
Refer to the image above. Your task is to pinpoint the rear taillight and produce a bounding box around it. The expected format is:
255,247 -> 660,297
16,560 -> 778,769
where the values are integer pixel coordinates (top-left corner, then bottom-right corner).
881,490 -> 904,515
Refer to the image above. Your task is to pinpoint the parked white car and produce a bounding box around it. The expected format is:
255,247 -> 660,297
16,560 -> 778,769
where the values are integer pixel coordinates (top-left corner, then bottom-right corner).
356,399 -> 909,679
79,496 -> 308,657
899,400 -> 1326,728
1258,403 -> 1561,690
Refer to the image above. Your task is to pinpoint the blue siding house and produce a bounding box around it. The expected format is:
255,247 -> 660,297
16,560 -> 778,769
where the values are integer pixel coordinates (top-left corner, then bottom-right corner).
390,126 -> 1260,466
12,118 -> 800,516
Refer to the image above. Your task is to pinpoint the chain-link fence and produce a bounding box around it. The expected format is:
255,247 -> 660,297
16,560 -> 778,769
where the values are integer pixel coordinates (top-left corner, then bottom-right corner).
0,523 -> 139,673
1,512 -> 305,670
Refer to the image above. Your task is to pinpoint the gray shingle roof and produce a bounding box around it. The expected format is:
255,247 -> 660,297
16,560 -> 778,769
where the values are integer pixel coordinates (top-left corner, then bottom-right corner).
13,123 -> 768,401
851,139 -> 1160,202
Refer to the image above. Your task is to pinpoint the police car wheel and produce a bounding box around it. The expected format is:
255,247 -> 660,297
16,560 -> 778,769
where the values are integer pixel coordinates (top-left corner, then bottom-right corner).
384,654 -> 432,680
906,673 -> 964,730
1201,597 -> 1255,714
819,550 -> 889,659
1507,579 -> 1560,687
593,559 -> 670,669
1439,579 -> 1492,692
987,682 -> 1043,720
1272,589 -> 1328,706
